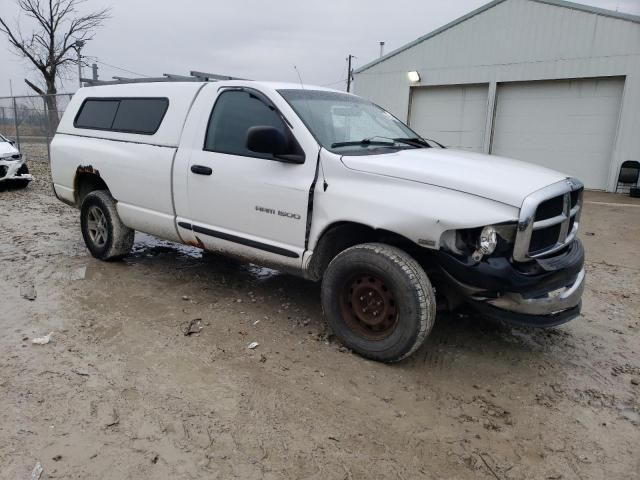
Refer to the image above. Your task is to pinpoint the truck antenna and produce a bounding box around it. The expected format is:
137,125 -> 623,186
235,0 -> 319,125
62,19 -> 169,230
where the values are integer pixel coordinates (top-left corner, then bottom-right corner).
293,65 -> 305,89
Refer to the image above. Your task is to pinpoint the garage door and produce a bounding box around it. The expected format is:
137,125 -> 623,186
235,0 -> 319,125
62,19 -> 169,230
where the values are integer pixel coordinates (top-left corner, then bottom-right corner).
491,78 -> 624,190
409,84 -> 488,152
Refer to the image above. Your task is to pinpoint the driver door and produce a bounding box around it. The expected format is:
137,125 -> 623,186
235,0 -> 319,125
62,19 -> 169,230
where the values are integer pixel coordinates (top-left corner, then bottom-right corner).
179,86 -> 316,267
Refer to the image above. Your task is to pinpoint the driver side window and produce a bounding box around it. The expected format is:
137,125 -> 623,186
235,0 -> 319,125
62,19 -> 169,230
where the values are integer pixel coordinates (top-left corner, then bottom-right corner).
204,90 -> 287,159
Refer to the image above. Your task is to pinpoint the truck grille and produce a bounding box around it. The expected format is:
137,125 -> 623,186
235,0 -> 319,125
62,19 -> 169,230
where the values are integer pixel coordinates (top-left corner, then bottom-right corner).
535,196 -> 564,220
529,224 -> 562,254
513,178 -> 583,262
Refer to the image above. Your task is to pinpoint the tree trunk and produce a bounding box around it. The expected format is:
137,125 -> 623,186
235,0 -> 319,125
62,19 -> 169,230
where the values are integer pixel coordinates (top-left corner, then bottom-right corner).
44,75 -> 59,135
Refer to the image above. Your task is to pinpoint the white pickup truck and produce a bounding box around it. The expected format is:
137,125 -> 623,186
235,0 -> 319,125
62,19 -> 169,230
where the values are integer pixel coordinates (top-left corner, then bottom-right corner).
50,80 -> 585,362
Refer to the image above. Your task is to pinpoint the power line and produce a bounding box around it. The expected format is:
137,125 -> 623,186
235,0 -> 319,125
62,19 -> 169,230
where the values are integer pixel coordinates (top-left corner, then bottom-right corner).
320,78 -> 347,87
86,58 -> 152,78
96,60 -> 151,78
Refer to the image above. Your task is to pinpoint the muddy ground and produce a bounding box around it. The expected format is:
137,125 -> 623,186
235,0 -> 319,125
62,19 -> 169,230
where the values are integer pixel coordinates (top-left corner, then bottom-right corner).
1,162 -> 639,479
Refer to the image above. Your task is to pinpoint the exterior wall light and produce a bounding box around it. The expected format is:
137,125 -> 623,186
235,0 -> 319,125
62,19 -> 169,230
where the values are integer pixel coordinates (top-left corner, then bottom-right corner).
407,71 -> 421,83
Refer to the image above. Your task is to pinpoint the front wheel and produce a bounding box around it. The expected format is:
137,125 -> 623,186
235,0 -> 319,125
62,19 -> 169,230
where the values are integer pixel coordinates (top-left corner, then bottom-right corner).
80,190 -> 134,261
321,243 -> 436,362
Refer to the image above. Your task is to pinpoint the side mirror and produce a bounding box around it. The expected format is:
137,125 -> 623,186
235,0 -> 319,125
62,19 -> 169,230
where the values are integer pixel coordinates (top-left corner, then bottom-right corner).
8,139 -> 16,146
246,126 -> 304,164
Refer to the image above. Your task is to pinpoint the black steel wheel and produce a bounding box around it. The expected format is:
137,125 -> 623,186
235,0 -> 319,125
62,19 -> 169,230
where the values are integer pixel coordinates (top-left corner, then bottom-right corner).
321,243 -> 436,362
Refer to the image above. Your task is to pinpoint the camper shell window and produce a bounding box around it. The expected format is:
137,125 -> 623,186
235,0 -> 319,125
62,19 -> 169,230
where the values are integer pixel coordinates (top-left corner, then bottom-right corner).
74,97 -> 169,134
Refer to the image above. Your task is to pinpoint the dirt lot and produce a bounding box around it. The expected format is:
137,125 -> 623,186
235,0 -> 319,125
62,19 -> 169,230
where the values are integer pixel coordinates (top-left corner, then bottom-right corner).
1,162 -> 639,479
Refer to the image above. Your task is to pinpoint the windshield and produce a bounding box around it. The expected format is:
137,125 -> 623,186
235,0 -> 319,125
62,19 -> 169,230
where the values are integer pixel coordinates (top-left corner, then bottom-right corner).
278,89 -> 431,154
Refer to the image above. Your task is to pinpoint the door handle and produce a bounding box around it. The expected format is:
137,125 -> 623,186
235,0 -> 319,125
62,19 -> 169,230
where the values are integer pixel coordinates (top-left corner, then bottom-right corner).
191,165 -> 213,175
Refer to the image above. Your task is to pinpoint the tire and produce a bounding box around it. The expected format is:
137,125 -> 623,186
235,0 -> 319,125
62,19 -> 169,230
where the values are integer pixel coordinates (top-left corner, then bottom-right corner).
80,190 -> 134,261
321,243 -> 436,362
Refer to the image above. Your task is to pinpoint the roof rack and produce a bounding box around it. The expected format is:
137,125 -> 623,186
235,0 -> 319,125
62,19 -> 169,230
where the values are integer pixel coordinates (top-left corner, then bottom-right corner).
81,70 -> 249,86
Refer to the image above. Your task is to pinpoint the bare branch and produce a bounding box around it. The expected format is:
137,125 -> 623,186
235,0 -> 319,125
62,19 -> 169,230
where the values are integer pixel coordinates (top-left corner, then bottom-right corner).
25,78 -> 46,95
0,0 -> 110,94
54,5 -> 110,65
0,16 -> 46,71
18,0 -> 53,36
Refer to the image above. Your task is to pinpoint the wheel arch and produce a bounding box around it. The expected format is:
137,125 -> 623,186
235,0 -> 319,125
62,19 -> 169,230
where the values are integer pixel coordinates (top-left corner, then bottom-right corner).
74,165 -> 110,207
305,221 -> 424,281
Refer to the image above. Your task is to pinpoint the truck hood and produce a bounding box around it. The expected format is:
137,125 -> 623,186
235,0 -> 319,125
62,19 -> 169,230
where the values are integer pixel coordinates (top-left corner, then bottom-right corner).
341,148 -> 568,207
0,141 -> 20,158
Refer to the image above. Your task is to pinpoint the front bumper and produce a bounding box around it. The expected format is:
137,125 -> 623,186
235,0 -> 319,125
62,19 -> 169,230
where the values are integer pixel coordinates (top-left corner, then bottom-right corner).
436,239 -> 585,327
0,157 -> 33,183
484,268 -> 584,316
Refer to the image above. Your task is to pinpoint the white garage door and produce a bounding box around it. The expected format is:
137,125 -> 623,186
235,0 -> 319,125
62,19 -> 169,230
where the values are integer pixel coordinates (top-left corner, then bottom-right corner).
491,78 -> 624,190
409,84 -> 488,152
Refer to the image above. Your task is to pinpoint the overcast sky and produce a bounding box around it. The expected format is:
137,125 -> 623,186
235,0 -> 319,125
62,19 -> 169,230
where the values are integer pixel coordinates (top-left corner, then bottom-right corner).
0,0 -> 638,96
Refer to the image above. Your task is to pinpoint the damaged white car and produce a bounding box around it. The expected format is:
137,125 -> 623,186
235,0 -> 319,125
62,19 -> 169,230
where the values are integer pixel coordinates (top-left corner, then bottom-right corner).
0,133 -> 32,188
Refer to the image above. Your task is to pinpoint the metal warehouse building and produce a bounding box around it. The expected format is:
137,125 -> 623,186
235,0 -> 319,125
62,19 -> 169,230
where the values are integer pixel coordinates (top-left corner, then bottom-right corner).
353,0 -> 640,191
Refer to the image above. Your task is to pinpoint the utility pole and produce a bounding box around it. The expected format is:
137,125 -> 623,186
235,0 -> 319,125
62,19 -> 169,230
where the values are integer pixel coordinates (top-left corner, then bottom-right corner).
73,40 -> 86,88
346,54 -> 355,92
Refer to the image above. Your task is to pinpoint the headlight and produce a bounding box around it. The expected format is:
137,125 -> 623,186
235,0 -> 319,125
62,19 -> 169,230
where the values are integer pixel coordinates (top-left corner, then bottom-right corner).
440,224 -> 517,260
472,226 -> 498,261
479,226 -> 498,254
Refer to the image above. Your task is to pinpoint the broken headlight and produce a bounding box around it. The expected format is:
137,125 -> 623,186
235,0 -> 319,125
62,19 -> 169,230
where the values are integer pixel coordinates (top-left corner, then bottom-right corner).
440,223 -> 517,260
472,226 -> 498,261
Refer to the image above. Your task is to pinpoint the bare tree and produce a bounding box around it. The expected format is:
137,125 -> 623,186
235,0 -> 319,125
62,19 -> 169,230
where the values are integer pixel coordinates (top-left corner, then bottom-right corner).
0,0 -> 109,129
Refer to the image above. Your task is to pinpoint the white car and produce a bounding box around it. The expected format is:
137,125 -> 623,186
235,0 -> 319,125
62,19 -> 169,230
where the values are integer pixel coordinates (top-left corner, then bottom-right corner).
50,81 -> 585,362
0,133 -> 32,188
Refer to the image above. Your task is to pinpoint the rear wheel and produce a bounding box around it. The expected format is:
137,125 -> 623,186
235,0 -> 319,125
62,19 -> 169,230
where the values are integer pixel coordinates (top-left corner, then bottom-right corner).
321,243 -> 436,362
80,190 -> 134,261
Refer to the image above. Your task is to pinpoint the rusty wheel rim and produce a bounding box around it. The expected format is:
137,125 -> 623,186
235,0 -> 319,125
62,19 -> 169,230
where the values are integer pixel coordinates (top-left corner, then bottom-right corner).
339,272 -> 399,340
